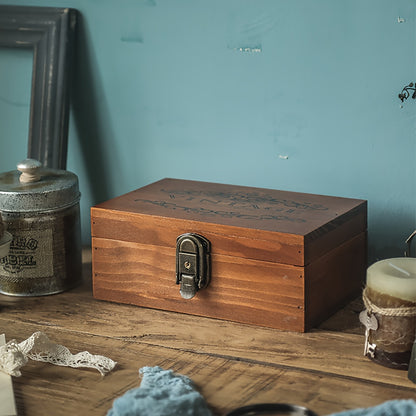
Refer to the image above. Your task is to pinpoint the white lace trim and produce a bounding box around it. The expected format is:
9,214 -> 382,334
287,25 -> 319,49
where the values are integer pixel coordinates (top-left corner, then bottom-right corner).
0,332 -> 116,377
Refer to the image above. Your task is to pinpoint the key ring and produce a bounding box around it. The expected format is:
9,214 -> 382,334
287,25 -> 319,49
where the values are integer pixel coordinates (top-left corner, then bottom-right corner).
225,403 -> 318,416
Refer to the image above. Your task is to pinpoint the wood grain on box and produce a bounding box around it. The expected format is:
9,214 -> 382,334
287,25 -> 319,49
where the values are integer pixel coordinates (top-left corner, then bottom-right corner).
91,179 -> 367,332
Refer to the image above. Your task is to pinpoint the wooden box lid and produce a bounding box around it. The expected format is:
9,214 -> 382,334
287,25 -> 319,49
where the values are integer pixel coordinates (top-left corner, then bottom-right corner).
91,178 -> 367,267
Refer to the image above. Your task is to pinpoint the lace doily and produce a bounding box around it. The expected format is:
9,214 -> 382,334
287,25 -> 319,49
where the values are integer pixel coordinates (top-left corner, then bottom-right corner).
0,332 -> 116,377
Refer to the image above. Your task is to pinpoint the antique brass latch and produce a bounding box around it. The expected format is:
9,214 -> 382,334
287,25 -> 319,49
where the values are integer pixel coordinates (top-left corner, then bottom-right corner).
176,233 -> 211,299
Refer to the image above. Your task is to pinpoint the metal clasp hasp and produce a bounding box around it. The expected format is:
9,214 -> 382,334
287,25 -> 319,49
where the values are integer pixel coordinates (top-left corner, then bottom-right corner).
176,233 -> 211,300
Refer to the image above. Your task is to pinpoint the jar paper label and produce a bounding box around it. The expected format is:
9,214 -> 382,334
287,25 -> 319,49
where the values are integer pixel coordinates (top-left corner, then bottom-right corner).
0,229 -> 53,278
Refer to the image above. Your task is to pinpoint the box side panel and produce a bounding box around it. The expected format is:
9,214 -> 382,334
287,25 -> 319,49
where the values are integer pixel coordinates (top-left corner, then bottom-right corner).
92,237 -> 306,332
304,231 -> 367,330
304,202 -> 367,265
91,207 -> 305,266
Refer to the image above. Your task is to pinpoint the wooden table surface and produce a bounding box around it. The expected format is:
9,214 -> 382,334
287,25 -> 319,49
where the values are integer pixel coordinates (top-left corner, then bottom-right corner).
0,250 -> 415,416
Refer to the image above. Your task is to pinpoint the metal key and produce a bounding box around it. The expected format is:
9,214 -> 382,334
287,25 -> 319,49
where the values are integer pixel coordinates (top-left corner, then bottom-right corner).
359,310 -> 378,357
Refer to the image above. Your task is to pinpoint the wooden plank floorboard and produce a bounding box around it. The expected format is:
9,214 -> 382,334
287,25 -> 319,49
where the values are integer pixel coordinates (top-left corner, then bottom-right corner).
0,251 -> 414,416
1,284 -> 414,389
5,327 -> 416,416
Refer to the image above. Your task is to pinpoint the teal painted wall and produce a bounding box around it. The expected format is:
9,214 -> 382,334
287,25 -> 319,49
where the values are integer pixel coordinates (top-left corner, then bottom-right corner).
0,0 -> 415,262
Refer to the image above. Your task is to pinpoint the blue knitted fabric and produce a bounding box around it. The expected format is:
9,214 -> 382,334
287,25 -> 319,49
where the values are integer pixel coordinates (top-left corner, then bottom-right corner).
331,400 -> 416,416
107,366 -> 415,416
107,366 -> 212,416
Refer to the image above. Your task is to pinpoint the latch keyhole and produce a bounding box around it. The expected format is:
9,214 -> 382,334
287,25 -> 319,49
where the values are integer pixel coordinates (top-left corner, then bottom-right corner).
176,233 -> 211,300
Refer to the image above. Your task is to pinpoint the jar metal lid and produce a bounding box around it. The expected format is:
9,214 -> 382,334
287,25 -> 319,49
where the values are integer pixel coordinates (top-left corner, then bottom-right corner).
0,159 -> 80,212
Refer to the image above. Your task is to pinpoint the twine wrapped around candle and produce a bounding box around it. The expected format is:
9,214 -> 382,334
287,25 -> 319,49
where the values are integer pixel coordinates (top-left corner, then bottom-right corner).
361,257 -> 416,370
363,288 -> 416,317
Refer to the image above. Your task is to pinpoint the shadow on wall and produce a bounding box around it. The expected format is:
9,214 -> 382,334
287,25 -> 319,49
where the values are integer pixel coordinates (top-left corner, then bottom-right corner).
368,214 -> 416,264
70,12 -> 115,206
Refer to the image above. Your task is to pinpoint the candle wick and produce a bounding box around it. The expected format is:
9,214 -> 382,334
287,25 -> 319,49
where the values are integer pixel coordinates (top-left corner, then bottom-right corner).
388,262 -> 411,276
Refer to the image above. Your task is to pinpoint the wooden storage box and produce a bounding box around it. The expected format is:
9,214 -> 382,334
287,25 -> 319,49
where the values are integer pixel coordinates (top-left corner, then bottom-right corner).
91,178 -> 367,332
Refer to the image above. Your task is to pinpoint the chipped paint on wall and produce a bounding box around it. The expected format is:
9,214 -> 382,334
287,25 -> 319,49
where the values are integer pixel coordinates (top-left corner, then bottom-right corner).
227,11 -> 275,53
230,45 -> 262,53
120,35 -> 144,44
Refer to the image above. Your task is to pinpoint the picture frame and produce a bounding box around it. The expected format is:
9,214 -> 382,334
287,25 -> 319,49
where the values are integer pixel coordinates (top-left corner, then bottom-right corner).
0,6 -> 78,169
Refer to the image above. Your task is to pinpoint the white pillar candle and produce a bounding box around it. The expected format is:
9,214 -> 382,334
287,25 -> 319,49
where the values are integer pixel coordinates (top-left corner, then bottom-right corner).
367,258 -> 416,302
363,258 -> 416,370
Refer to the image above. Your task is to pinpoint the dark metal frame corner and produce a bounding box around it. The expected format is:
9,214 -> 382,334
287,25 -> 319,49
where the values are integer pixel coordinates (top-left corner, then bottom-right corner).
0,6 -> 78,169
